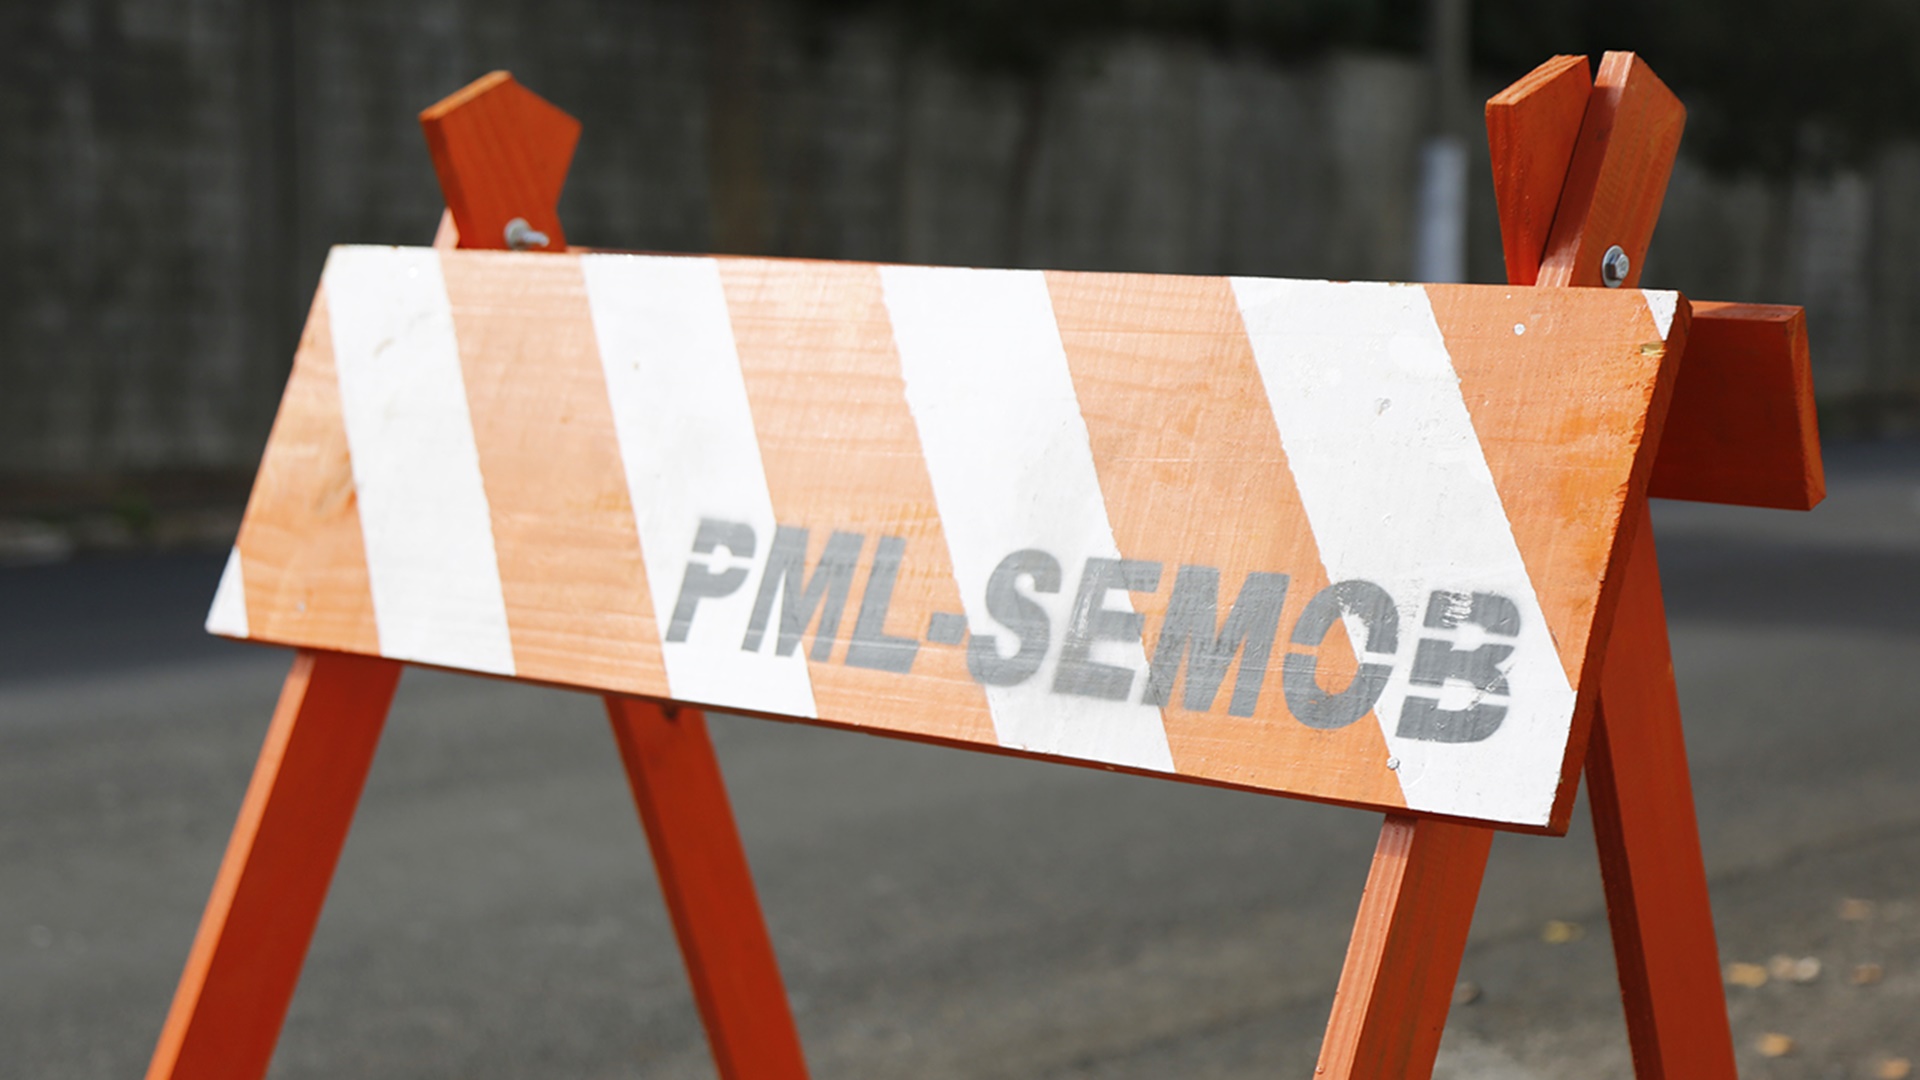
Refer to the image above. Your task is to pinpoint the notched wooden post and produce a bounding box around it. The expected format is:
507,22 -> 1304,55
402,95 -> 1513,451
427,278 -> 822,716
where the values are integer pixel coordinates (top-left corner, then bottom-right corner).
1534,52 -> 1686,290
419,71 -> 580,252
1482,48 -> 1823,1080
419,71 -> 809,1078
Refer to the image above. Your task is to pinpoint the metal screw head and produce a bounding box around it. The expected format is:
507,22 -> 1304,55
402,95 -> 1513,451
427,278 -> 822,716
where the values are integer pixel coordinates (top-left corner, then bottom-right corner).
503,217 -> 551,251
1600,245 -> 1630,288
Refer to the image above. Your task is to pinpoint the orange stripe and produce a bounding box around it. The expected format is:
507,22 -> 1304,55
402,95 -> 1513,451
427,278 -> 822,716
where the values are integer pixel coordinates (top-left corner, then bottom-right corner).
235,287 -> 381,655
1426,284 -> 1670,679
441,252 -> 667,696
718,258 -> 995,745
1048,271 -> 1404,807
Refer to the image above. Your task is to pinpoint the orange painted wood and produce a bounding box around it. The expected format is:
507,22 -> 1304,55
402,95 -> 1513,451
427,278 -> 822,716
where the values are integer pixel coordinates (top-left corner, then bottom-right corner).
1587,501 -> 1738,1079
1536,53 -> 1686,289
419,71 -> 579,251
1649,302 -> 1824,510
605,698 -> 810,1080
1479,54 -> 1738,1079
147,650 -> 402,1080
1486,55 -> 1592,286
230,288 -> 381,654
227,254 -> 1683,829
442,252 -> 671,697
426,76 -> 802,1076
1429,285 -> 1689,834
432,208 -> 459,249
1486,58 -> 1821,512
252,80 -> 1690,834
1316,815 -> 1494,1079
1050,271 -> 1403,804
717,259 -> 999,748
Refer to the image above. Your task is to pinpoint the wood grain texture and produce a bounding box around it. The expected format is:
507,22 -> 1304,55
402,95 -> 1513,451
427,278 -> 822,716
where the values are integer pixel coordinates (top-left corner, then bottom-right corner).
223,250 -> 1682,828
1483,51 -> 1740,1077
1486,55 -> 1592,286
1648,302 -> 1824,509
605,698 -> 810,1080
1486,58 -> 1822,513
442,251 -> 670,696
1312,64 -> 1708,1080
1052,270 -> 1405,806
1536,53 -> 1685,289
1312,54 -> 1691,1071
233,287 -> 381,655
718,258 -> 998,747
1432,288 -> 1689,831
1587,501 -> 1739,1079
419,71 -> 579,252
1316,815 -> 1494,1079
1430,289 -> 1683,680
147,651 -> 402,1080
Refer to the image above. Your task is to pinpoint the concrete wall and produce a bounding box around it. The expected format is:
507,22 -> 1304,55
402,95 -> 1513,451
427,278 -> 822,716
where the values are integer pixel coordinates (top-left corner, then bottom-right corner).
6,0 -> 1917,498
1653,148 -> 1920,423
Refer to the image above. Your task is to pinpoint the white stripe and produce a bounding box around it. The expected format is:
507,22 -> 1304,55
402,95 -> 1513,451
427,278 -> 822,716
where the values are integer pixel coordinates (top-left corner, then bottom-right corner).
206,547 -> 249,637
1232,278 -> 1575,826
324,247 -> 516,675
1641,289 -> 1679,339
579,254 -> 817,719
882,266 -> 1175,773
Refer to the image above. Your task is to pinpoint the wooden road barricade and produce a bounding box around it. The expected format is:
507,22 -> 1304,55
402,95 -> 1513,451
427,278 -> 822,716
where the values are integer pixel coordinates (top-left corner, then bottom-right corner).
148,53 -> 1822,1079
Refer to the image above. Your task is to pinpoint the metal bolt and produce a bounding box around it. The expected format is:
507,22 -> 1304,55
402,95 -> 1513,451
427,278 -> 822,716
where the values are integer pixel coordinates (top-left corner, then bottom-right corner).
503,217 -> 551,251
1600,245 -> 1630,288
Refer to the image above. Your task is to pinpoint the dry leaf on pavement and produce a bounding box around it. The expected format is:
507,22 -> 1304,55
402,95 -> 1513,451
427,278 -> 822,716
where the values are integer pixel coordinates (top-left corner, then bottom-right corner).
1840,898 -> 1876,921
1768,954 -> 1821,983
1541,920 -> 1583,944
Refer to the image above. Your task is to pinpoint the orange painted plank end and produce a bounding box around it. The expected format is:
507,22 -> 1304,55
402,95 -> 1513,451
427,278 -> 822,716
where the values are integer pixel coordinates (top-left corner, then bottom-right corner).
1650,302 -> 1824,510
1486,55 -> 1593,286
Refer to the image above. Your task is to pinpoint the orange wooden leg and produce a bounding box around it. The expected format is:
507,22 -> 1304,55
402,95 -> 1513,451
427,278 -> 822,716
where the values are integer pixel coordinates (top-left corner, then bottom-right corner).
605,697 -> 809,1080
1586,501 -> 1737,1079
1317,814 -> 1494,1079
147,649 -> 402,1080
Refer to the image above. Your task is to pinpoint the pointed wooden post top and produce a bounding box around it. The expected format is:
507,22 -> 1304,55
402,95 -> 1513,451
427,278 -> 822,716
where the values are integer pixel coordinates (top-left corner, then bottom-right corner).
420,71 -> 580,251
1487,52 -> 1824,511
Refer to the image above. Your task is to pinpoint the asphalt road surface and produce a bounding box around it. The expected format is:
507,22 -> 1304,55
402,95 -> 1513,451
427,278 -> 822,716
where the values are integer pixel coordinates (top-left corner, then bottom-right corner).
5,443 -> 1918,1079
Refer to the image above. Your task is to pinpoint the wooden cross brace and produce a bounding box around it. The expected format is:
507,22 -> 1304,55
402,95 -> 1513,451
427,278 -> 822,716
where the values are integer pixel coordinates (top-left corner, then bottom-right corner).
146,58 -> 1821,1080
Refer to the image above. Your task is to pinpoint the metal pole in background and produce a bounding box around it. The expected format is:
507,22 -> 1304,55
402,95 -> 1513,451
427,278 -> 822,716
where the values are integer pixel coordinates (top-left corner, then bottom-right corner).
1414,0 -> 1470,282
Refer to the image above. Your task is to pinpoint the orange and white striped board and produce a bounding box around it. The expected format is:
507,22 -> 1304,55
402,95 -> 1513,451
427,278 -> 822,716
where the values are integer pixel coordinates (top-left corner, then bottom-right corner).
209,245 -> 1687,830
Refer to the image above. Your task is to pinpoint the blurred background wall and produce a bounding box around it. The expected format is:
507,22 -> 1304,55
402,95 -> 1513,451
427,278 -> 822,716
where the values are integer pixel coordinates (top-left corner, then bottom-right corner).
5,0 -> 1919,527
